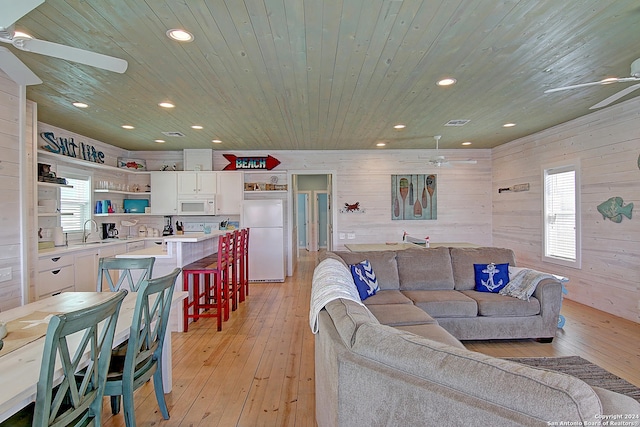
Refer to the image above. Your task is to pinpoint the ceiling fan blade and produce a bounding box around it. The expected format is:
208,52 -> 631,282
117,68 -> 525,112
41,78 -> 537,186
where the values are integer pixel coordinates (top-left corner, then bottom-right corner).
0,0 -> 44,30
589,83 -> 640,109
450,160 -> 478,164
544,80 -> 615,94
0,47 -> 42,85
14,37 -> 128,73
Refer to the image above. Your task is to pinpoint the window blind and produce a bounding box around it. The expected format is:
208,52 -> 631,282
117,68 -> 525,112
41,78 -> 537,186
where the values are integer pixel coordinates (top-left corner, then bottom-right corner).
60,176 -> 92,233
544,168 -> 576,261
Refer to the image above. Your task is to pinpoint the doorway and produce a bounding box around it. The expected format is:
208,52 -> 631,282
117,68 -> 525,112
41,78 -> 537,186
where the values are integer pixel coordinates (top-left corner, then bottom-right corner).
288,171 -> 336,276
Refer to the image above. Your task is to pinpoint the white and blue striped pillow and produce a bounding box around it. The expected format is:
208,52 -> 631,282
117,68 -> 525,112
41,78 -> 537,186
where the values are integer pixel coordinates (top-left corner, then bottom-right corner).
350,260 -> 380,301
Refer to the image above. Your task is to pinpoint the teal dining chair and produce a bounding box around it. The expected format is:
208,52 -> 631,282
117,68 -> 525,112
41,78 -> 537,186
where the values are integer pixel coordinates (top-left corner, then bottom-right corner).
0,290 -> 127,427
103,268 -> 180,427
97,257 -> 155,292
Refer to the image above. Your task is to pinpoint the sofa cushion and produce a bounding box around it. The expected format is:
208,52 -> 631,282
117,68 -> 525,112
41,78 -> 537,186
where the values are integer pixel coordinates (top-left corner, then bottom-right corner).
397,247 -> 455,291
450,247 -> 516,291
402,290 -> 478,318
349,260 -> 380,301
473,263 -> 510,293
460,290 -> 541,317
362,290 -> 413,305
394,324 -> 465,349
331,251 -> 400,290
324,298 -> 379,348
366,303 -> 437,326
352,323 -> 603,422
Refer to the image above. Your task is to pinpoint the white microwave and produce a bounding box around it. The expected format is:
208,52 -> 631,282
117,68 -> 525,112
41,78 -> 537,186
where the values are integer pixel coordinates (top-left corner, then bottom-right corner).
177,198 -> 216,215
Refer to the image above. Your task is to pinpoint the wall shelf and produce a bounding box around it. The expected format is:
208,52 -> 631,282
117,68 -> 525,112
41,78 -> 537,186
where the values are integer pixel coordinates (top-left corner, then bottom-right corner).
94,189 -> 151,196
94,213 -> 150,217
37,181 -> 73,188
38,150 -> 150,174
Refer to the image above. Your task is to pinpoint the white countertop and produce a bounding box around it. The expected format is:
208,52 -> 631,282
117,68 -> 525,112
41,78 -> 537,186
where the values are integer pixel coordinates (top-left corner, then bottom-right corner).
115,246 -> 173,259
163,230 -> 227,243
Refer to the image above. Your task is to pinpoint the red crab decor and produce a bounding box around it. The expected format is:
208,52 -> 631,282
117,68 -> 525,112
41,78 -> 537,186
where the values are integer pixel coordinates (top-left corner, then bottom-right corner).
340,202 -> 365,213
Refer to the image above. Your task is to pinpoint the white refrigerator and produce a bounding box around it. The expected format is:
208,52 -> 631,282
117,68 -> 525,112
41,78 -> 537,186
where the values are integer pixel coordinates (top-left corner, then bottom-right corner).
242,199 -> 285,282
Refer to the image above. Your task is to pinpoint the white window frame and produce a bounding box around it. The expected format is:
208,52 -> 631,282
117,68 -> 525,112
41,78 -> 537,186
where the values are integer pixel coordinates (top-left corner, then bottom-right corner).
542,161 -> 581,269
58,166 -> 93,235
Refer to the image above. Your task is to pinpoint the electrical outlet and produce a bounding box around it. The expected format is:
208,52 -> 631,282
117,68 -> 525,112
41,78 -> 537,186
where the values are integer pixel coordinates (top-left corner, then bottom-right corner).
347,233 -> 356,239
0,267 -> 11,283
339,233 -> 346,240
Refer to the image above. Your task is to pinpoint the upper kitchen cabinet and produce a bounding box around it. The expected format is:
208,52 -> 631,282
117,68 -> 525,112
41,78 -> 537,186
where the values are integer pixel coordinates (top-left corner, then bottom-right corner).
177,171 -> 217,198
216,171 -> 243,215
150,171 -> 178,215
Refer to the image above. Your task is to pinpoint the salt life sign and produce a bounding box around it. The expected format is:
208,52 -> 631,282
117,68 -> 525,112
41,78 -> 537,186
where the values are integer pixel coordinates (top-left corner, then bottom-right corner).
223,154 -> 281,170
40,132 -> 105,164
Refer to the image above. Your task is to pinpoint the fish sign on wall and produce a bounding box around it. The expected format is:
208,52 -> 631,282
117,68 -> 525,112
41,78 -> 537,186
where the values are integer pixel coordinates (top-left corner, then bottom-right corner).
392,174 -> 437,220
597,197 -> 633,223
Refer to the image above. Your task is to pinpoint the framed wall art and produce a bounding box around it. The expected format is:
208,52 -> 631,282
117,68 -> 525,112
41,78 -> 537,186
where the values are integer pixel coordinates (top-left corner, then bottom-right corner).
391,174 -> 437,220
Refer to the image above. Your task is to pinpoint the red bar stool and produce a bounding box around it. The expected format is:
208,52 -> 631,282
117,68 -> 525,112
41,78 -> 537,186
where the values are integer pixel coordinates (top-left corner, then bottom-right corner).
227,230 -> 242,311
181,233 -> 229,331
240,228 -> 250,299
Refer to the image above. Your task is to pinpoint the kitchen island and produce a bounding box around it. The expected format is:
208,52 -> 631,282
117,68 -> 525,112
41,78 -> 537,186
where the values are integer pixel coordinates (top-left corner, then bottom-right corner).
116,230 -> 228,332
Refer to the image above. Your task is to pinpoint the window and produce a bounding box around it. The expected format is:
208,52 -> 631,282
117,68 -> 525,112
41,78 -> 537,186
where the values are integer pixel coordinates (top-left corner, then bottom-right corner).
59,168 -> 92,233
543,163 -> 581,268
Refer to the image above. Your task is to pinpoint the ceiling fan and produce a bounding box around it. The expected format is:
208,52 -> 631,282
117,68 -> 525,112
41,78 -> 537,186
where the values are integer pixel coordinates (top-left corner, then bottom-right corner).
544,58 -> 640,110
0,0 -> 128,85
426,135 -> 477,168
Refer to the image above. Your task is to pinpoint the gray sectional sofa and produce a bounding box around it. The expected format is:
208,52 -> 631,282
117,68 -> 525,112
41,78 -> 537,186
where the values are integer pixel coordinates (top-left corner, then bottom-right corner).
310,247 -> 640,426
328,246 -> 563,341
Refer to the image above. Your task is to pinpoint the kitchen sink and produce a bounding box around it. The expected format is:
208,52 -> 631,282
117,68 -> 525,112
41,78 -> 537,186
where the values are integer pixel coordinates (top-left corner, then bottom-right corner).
71,241 -> 111,246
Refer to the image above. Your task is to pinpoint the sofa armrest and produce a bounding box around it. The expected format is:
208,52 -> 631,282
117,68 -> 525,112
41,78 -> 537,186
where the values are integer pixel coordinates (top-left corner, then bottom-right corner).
532,278 -> 563,334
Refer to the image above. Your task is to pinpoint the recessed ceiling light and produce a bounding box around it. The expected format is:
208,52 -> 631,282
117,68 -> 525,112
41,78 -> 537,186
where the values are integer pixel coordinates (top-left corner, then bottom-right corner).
393,124 -> 406,129
437,77 -> 457,86
154,139 -> 165,143
502,123 -> 516,128
191,125 -> 203,129
158,102 -> 175,108
121,125 -> 134,130
212,139 -> 222,144
13,31 -> 32,39
376,142 -> 386,147
72,102 -> 88,108
166,29 -> 194,42
600,77 -> 619,84
461,141 -> 472,146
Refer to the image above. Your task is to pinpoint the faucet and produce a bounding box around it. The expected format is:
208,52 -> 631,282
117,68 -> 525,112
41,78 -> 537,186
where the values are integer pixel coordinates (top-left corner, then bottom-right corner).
83,219 -> 98,243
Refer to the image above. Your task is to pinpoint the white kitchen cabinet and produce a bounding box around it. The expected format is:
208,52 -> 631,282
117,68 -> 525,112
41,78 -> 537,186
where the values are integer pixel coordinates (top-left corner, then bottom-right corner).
177,171 -> 217,198
216,171 -> 243,215
74,249 -> 99,292
151,172 -> 178,215
37,254 -> 74,299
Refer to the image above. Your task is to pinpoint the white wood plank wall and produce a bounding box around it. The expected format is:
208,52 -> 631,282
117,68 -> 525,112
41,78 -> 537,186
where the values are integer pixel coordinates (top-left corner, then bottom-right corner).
0,72 -> 22,310
492,98 -> 640,323
214,149 -> 493,249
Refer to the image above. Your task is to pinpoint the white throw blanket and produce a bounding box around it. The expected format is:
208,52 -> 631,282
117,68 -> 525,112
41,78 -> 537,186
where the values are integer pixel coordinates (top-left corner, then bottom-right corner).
309,258 -> 363,334
500,266 -> 568,301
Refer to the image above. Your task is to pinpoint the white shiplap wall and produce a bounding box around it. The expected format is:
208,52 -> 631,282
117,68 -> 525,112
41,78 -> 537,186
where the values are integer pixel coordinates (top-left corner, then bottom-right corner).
0,72 -> 23,309
492,98 -> 640,323
213,149 -> 493,249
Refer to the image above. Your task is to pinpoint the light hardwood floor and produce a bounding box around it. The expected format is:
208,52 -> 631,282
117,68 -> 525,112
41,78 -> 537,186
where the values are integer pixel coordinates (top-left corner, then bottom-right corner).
102,251 -> 640,426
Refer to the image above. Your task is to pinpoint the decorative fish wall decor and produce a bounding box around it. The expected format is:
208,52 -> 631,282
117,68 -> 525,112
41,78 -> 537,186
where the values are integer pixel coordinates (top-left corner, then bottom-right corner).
597,197 -> 633,223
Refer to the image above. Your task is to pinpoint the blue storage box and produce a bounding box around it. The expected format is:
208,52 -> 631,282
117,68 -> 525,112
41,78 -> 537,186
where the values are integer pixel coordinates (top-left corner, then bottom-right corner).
123,199 -> 149,213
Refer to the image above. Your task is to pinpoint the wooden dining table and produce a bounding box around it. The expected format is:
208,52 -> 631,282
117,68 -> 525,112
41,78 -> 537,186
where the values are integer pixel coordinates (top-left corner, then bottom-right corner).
0,290 -> 187,423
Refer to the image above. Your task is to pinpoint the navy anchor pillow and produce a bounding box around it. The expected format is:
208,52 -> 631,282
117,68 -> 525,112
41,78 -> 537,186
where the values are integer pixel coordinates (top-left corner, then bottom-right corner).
350,260 -> 380,301
474,263 -> 510,293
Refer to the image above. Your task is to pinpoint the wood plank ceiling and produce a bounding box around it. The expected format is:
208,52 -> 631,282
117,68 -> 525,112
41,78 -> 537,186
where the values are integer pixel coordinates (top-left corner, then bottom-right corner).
4,0 -> 640,151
